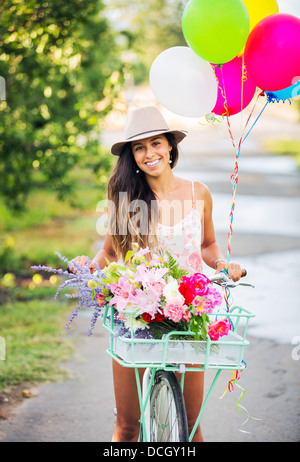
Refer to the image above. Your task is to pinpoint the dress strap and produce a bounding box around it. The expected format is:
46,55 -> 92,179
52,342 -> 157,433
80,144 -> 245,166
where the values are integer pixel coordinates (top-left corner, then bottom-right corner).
191,181 -> 196,209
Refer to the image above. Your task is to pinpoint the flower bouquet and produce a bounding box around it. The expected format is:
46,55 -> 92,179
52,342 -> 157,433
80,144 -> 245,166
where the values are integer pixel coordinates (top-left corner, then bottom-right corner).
32,246 -> 237,362
99,246 -> 231,343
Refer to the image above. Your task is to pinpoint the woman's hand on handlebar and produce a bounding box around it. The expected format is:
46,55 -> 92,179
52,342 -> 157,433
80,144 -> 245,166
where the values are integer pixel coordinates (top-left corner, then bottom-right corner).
214,261 -> 244,282
68,255 -> 96,274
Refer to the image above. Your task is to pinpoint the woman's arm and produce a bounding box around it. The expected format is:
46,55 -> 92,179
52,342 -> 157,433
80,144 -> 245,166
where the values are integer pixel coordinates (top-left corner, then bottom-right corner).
200,184 -> 225,268
69,232 -> 117,273
198,183 -> 243,281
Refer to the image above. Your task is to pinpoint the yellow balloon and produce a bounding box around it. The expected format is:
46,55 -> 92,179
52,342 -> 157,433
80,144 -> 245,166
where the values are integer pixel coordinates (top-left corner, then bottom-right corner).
242,0 -> 279,32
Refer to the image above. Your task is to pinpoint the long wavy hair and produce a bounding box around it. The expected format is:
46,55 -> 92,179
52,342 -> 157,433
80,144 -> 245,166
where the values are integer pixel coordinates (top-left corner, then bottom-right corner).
107,133 -> 179,261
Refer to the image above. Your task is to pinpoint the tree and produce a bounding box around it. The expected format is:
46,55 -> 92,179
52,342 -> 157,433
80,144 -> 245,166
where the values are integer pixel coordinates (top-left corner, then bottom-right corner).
0,0 -> 124,210
106,0 -> 186,83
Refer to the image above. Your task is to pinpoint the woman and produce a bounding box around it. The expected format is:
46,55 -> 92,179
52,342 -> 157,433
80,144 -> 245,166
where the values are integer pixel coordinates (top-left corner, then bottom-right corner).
73,106 -> 243,442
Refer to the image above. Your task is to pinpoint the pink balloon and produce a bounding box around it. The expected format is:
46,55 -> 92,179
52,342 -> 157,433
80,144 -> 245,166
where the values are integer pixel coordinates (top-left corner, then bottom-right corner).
245,13 -> 300,91
212,56 -> 257,116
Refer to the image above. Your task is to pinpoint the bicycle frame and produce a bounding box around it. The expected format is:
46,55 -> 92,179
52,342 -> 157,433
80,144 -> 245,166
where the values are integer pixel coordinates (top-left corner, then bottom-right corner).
102,303 -> 255,442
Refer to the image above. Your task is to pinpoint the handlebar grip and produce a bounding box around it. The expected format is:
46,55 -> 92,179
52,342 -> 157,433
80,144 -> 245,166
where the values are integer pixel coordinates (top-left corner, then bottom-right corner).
241,269 -> 247,278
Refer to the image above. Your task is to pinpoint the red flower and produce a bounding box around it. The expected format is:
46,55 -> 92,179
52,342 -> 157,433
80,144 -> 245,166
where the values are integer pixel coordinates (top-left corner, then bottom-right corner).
155,312 -> 165,322
179,273 -> 211,305
178,276 -> 196,304
142,312 -> 165,323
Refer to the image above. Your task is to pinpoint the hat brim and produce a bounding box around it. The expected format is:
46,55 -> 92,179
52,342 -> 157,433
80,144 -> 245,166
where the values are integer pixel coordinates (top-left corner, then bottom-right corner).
110,129 -> 187,156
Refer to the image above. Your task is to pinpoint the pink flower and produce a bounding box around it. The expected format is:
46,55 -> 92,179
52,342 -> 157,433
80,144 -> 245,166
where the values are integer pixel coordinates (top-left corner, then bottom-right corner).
190,273 -> 211,296
183,310 -> 191,322
149,281 -> 165,297
192,288 -> 222,315
208,319 -> 231,341
136,246 -> 150,256
133,264 -> 168,288
207,287 -> 223,307
109,276 -> 137,313
192,296 -> 207,315
164,298 -> 188,323
133,286 -> 161,320
148,252 -> 168,266
96,292 -> 106,307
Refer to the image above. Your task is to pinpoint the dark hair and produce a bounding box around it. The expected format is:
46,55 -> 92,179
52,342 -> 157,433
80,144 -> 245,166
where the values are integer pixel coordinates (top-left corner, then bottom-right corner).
107,133 -> 179,260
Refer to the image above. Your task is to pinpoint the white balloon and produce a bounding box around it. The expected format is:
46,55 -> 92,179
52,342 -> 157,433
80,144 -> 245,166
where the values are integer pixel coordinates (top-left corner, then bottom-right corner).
149,46 -> 218,118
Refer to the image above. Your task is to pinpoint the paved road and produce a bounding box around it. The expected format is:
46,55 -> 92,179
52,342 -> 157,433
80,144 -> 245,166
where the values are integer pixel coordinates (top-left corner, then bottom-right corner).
1,94 -> 300,443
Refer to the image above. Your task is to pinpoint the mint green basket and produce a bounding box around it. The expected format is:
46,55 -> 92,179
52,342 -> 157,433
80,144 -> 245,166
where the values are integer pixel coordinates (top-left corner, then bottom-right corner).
103,304 -> 255,371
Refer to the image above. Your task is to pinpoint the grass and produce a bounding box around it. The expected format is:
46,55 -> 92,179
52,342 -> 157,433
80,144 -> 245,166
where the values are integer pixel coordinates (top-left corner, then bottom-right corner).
0,166 -> 110,391
262,138 -> 300,168
0,289 -> 75,391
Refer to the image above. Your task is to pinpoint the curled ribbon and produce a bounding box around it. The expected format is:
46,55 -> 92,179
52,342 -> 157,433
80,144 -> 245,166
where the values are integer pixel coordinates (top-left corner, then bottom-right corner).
220,368 -> 261,434
220,370 -> 241,399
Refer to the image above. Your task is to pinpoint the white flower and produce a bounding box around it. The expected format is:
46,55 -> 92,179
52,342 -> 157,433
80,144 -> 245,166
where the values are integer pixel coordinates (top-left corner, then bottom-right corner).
123,314 -> 149,332
163,277 -> 184,303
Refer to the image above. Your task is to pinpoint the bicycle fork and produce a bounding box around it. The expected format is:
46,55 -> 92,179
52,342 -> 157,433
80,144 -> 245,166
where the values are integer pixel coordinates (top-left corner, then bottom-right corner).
136,367 -> 157,442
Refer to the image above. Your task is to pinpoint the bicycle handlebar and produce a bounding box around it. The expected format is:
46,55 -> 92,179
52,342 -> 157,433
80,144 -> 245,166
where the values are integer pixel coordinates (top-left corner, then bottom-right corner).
210,270 -> 254,288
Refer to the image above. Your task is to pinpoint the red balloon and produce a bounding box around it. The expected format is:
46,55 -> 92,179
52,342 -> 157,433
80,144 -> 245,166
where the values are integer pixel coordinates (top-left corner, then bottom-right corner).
245,13 -> 300,91
212,56 -> 257,116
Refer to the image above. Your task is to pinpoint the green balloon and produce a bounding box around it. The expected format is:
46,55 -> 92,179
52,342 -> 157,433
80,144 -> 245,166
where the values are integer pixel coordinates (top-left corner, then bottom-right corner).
182,0 -> 250,64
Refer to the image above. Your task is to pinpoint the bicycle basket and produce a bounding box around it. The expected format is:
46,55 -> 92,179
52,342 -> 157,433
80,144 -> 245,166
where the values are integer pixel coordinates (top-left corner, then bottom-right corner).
103,304 -> 255,370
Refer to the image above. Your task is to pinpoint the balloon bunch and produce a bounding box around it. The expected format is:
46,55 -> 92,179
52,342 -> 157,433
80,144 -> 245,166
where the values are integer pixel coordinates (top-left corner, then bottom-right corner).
150,0 -> 300,118
149,0 -> 300,285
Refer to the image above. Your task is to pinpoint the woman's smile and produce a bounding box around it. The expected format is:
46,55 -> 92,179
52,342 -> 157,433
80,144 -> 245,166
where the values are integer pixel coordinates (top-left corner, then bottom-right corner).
145,158 -> 161,168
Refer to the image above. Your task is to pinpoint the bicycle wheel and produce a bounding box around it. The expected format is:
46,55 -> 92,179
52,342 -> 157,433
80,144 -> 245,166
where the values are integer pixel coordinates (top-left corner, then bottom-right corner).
149,370 -> 189,442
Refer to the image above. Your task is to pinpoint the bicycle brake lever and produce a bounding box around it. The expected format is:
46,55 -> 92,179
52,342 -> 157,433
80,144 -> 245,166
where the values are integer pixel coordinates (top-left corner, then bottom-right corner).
219,280 -> 255,288
210,273 -> 254,288
234,281 -> 255,288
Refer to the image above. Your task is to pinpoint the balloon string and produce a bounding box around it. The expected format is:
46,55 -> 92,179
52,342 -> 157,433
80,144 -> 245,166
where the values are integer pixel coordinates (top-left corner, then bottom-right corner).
210,69 -> 269,298
212,64 -> 229,118
225,91 -> 267,273
240,54 -> 245,138
242,98 -> 269,144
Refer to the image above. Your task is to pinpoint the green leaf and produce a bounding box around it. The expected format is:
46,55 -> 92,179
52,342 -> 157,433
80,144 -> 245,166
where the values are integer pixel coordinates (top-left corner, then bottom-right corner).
125,250 -> 133,263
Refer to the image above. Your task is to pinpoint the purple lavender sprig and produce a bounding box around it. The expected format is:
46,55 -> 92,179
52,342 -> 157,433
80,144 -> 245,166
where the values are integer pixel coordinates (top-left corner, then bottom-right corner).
31,252 -> 109,335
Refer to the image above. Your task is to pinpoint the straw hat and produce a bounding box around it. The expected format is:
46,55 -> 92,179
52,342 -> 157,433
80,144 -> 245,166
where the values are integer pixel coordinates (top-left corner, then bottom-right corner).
111,106 -> 187,156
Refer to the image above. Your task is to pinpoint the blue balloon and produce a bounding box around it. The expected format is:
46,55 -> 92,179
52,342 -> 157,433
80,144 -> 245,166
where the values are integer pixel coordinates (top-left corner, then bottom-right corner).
265,79 -> 300,103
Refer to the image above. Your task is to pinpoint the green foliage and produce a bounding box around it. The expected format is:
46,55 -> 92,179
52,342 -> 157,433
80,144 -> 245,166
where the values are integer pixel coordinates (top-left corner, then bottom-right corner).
0,0 -> 123,210
164,250 -> 188,281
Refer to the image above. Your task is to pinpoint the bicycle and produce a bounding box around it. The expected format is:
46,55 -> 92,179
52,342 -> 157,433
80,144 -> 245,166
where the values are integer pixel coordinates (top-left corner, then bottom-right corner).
102,272 -> 255,442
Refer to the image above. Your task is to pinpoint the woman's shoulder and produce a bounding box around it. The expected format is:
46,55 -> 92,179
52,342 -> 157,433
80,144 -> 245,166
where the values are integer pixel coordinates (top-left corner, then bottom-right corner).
174,177 -> 212,203
175,177 -> 207,188
193,180 -> 211,197
174,177 -> 211,196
